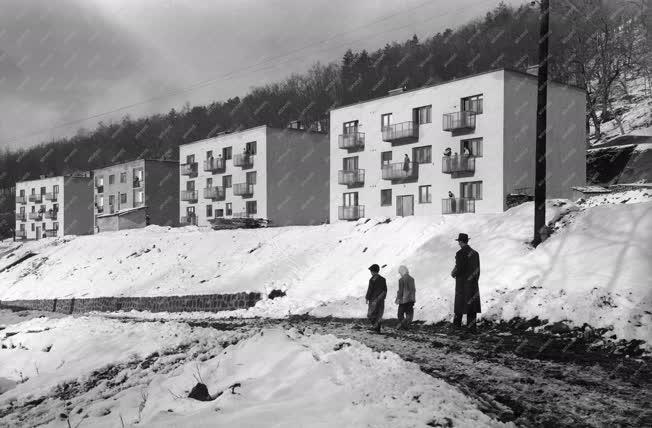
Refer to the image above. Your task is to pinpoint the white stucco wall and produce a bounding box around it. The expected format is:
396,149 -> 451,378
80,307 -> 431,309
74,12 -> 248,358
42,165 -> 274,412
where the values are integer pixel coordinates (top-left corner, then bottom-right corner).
15,176 -> 66,239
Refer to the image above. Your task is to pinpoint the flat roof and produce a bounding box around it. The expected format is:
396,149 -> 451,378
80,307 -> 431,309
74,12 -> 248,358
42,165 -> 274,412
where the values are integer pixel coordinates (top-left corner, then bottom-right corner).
330,67 -> 585,112
93,158 -> 177,171
179,124 -> 326,147
15,175 -> 90,185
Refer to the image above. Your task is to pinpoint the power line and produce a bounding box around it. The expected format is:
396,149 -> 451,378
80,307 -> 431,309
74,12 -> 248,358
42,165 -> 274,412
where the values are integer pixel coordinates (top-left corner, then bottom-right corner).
3,0 -> 498,145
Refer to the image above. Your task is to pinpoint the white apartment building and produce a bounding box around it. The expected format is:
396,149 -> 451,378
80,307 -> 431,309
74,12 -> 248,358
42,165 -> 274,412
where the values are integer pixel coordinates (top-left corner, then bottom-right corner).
179,125 -> 329,227
14,175 -> 94,239
329,68 -> 586,221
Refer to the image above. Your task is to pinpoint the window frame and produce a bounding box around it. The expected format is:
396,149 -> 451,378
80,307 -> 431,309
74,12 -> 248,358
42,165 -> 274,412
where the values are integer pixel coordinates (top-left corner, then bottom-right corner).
380,189 -> 392,206
461,137 -> 483,157
418,185 -> 432,204
461,94 -> 483,114
460,181 -> 483,200
412,145 -> 432,164
413,105 -> 432,124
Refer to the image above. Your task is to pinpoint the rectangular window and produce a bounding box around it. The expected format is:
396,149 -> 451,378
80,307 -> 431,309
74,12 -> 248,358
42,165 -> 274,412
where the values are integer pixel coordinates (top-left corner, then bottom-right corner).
53,222 -> 59,230
20,189 -> 25,197
31,223 -> 35,231
342,192 -> 358,207
109,175 -> 115,185
225,203 -> 232,216
460,181 -> 483,200
381,189 -> 392,206
53,185 -> 59,194
206,150 -> 213,159
133,190 -> 144,205
461,138 -> 483,157
381,151 -> 392,166
412,146 -> 432,164
246,171 -> 257,185
206,177 -> 213,188
133,169 -> 144,187
53,203 -> 59,212
462,94 -> 483,114
245,141 -> 257,155
223,146 -> 232,160
246,200 -> 257,215
215,209 -> 224,217
343,156 -> 358,171
96,177 -> 103,187
120,172 -> 127,183
109,195 -> 115,206
206,205 -> 213,217
419,185 -> 432,204
381,113 -> 392,129
186,180 -> 195,191
343,120 -> 358,134
120,193 -> 127,204
40,186 -> 46,194
414,105 -> 432,124
186,154 -> 195,163
222,175 -> 232,188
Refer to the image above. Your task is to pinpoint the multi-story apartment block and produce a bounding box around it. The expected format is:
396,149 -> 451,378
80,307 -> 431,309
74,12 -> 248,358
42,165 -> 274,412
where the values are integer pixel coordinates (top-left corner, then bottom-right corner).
14,175 -> 94,239
92,159 -> 179,232
329,68 -> 586,221
179,125 -> 329,227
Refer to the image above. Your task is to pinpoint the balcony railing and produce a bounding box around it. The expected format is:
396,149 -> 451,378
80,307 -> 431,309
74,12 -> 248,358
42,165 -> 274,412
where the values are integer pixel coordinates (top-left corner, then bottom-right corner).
442,198 -> 475,214
381,162 -> 419,181
338,205 -> 365,221
44,227 -> 58,235
44,210 -> 58,220
233,154 -> 254,168
44,192 -> 58,201
381,121 -> 419,143
203,186 -> 226,200
233,212 -> 254,218
442,111 -> 476,131
180,162 -> 198,176
180,215 -> 197,225
233,183 -> 254,196
442,156 -> 475,174
180,190 -> 198,202
16,230 -> 26,238
203,157 -> 226,173
28,194 -> 43,203
28,212 -> 43,220
338,132 -> 365,150
16,196 -> 26,204
338,169 -> 365,186
15,212 -> 26,221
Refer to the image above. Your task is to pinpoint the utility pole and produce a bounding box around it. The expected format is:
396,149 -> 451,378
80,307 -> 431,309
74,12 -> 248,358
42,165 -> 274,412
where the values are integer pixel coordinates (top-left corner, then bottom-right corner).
533,0 -> 549,247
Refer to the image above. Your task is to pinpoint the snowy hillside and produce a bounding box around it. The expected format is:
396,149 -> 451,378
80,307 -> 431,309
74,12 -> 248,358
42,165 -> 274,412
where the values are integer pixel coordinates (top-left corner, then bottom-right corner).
1,196 -> 651,346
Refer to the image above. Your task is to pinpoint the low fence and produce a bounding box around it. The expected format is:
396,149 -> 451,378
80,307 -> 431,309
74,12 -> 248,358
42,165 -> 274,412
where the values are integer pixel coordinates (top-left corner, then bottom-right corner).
0,292 -> 262,315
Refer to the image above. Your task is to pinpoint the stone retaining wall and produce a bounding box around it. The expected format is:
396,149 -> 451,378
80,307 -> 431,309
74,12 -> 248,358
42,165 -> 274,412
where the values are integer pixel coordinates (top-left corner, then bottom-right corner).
0,292 -> 261,315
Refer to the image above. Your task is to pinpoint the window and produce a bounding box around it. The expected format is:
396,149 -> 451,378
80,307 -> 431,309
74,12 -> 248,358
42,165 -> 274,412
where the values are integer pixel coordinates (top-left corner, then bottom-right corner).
342,192 -> 358,207
414,105 -> 432,124
246,201 -> 257,215
120,193 -> 127,204
419,185 -> 432,204
53,185 -> 59,194
186,181 -> 195,191
31,223 -> 35,231
120,172 -> 127,183
460,181 -> 483,200
343,120 -> 358,134
133,190 -> 144,205
53,222 -> 59,230
96,177 -> 103,187
246,171 -> 257,185
186,154 -> 195,163
462,94 -> 483,114
381,189 -> 392,206
381,151 -> 392,166
223,146 -> 232,160
98,195 -> 104,207
40,186 -> 46,194
186,206 -> 195,216
20,189 -> 25,197
245,141 -> 257,155
31,188 -> 35,195
381,113 -> 392,129
461,138 -> 483,157
133,169 -> 143,187
206,177 -> 213,188
206,205 -> 213,217
109,175 -> 115,185
222,175 -> 232,188
225,203 -> 232,216
206,150 -> 213,159
109,195 -> 115,206
215,209 -> 224,217
412,146 -> 432,164
343,156 -> 358,171
53,203 -> 59,212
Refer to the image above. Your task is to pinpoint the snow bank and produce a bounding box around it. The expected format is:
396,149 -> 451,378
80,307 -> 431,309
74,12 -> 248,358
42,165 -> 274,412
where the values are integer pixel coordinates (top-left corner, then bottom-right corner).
1,200 -> 650,345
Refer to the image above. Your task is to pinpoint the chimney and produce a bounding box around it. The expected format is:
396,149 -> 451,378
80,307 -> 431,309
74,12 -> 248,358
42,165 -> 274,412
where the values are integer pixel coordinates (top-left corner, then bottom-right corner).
388,86 -> 406,96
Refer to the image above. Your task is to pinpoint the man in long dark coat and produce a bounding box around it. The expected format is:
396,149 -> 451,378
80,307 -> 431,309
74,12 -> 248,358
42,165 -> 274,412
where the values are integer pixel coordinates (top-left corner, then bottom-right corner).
451,233 -> 481,331
365,264 -> 387,333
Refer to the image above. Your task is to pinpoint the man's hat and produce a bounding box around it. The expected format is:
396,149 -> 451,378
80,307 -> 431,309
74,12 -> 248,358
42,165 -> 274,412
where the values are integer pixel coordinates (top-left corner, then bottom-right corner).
368,264 -> 380,272
454,233 -> 469,243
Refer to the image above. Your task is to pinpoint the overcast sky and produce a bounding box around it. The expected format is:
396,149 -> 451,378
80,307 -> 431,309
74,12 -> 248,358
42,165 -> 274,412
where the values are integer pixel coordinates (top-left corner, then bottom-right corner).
0,0 -> 522,150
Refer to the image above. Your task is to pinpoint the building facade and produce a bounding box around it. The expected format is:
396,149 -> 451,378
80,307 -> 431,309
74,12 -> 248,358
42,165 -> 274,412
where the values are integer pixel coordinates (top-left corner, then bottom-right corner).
329,68 -> 587,221
14,175 -> 94,239
92,159 -> 179,232
179,125 -> 329,227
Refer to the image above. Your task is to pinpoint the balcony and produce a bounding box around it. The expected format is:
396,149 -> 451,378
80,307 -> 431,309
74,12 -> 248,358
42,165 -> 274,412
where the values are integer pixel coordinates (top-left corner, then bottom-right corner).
442,111 -> 476,132
44,228 -> 58,235
180,162 -> 198,176
381,162 -> 419,181
442,198 -> 475,214
203,186 -> 226,201
338,205 -> 365,221
338,169 -> 365,186
16,230 -> 26,238
28,194 -> 43,203
233,183 -> 254,196
203,157 -> 226,173
28,212 -> 43,220
381,121 -> 419,144
180,190 -> 198,202
44,192 -> 58,201
233,154 -> 254,168
16,196 -> 26,204
180,215 -> 197,225
338,132 -> 365,150
442,156 -> 475,174
44,210 -> 58,220
15,212 -> 26,221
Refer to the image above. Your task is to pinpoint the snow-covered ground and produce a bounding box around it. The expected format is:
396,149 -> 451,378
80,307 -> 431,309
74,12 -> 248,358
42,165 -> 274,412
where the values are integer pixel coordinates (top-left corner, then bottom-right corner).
0,316 -> 509,427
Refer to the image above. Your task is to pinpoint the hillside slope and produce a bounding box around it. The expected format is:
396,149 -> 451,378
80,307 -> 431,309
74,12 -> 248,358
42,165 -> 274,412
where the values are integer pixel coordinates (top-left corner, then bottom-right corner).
1,198 -> 650,345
